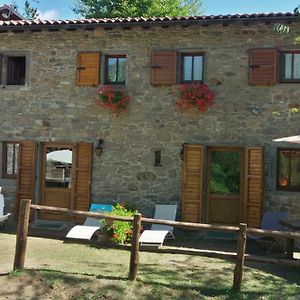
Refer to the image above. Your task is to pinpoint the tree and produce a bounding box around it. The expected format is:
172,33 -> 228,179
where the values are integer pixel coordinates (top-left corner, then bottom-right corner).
273,5 -> 300,44
24,0 -> 39,20
9,0 -> 39,20
73,0 -> 203,19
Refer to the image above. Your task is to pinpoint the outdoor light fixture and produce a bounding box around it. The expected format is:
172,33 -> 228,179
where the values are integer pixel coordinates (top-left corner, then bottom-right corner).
180,144 -> 186,161
95,139 -> 104,157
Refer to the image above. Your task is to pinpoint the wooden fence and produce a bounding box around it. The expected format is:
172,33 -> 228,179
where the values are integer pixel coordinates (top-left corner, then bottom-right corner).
13,199 -> 300,291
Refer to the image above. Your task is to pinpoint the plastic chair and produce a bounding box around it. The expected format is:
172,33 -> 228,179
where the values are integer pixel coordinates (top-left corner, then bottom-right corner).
66,203 -> 113,240
139,204 -> 177,247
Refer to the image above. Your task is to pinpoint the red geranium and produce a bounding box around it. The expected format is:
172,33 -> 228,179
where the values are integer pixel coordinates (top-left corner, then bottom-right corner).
174,83 -> 214,113
96,85 -> 130,114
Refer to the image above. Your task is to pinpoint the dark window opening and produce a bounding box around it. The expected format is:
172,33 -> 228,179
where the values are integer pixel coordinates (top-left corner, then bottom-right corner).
277,149 -> 300,191
7,56 -> 26,85
2,142 -> 19,179
281,51 -> 300,83
181,53 -> 204,83
154,150 -> 162,167
105,55 -> 126,85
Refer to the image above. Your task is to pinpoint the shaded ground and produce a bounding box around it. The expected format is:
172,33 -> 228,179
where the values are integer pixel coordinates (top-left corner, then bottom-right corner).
0,232 -> 300,299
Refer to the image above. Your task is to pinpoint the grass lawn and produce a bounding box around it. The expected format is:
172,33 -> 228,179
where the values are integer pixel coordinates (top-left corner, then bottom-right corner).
0,232 -> 299,299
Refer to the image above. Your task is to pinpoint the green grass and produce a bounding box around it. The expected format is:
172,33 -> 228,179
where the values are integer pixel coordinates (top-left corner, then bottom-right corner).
0,233 -> 299,299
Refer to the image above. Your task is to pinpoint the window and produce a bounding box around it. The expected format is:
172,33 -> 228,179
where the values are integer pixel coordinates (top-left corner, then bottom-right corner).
2,142 -> 19,179
76,52 -> 127,86
105,55 -> 127,85
151,50 -> 205,85
281,51 -> 300,82
0,54 -> 26,85
277,149 -> 300,191
249,48 -> 300,85
181,53 -> 204,83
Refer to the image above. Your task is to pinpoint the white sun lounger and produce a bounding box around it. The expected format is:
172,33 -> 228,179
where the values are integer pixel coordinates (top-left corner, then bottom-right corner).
66,203 -> 113,240
139,204 -> 177,247
0,190 -> 11,229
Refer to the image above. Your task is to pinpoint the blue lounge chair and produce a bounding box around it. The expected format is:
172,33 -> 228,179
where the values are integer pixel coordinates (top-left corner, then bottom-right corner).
66,203 -> 112,240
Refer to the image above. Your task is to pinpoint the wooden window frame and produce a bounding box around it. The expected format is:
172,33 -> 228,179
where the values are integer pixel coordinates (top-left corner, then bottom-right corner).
0,53 -> 27,86
181,52 -> 204,83
277,148 -> 300,191
280,51 -> 300,83
2,141 -> 19,179
104,55 -> 127,85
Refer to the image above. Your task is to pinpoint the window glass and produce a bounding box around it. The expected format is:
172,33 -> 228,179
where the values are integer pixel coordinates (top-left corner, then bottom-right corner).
107,57 -> 117,82
118,57 -> 126,83
278,149 -> 300,190
209,151 -> 240,195
46,148 -> 72,188
293,54 -> 300,79
193,56 -> 203,81
183,56 -> 192,81
2,142 -> 19,179
284,54 -> 292,80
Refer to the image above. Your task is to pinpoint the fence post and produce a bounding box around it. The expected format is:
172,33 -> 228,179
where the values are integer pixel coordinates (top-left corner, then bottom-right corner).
233,223 -> 247,291
129,213 -> 142,281
13,199 -> 31,271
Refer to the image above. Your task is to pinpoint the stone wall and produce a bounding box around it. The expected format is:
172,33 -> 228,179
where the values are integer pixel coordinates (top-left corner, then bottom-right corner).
1,21 -> 300,218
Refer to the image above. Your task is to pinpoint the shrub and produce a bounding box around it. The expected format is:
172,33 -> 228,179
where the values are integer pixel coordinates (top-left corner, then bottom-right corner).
103,203 -> 138,244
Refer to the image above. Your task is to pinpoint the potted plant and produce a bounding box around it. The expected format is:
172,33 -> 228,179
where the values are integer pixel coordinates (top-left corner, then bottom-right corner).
173,83 -> 214,112
96,85 -> 130,114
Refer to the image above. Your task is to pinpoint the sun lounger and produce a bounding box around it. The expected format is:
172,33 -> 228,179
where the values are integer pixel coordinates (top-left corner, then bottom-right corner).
139,204 -> 177,247
0,191 -> 11,230
66,203 -> 113,240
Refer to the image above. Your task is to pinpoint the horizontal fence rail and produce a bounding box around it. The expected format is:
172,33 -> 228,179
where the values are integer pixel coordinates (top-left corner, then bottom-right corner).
13,200 -> 300,292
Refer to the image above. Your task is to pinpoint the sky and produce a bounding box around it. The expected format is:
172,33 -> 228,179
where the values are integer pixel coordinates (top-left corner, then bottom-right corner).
0,0 -> 299,20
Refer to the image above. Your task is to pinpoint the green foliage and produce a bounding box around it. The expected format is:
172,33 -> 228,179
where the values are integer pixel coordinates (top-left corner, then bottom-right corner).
273,5 -> 300,44
73,0 -> 203,18
210,152 -> 240,195
8,0 -> 39,20
103,203 -> 138,244
24,0 -> 39,20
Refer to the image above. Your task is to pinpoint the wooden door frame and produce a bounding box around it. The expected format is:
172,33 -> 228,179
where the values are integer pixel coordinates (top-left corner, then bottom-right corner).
40,142 -> 75,210
205,146 -> 246,224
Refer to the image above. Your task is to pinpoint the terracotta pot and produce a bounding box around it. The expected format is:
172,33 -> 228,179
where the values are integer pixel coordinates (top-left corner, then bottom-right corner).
279,177 -> 288,187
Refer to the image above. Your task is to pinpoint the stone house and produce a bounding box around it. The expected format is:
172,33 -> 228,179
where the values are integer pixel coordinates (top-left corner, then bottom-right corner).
0,12 -> 300,227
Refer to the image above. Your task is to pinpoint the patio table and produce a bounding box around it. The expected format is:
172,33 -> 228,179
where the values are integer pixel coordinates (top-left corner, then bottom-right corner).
279,219 -> 300,259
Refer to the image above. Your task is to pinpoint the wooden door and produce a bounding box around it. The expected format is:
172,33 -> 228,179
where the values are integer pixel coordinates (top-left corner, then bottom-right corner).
206,147 -> 245,225
40,143 -> 74,221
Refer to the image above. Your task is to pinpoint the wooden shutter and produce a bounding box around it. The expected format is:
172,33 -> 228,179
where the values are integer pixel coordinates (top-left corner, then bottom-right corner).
76,52 -> 100,86
249,48 -> 278,86
0,54 -> 2,84
245,147 -> 264,228
151,50 -> 177,85
181,144 -> 204,223
16,141 -> 36,216
72,142 -> 92,223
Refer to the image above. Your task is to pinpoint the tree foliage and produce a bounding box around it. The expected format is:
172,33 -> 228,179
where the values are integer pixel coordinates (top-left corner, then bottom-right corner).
73,0 -> 203,18
9,0 -> 39,20
273,5 -> 300,44
24,0 -> 39,20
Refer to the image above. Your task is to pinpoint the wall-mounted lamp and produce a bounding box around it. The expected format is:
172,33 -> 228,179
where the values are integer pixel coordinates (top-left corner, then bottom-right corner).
95,139 -> 104,157
180,143 -> 186,161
